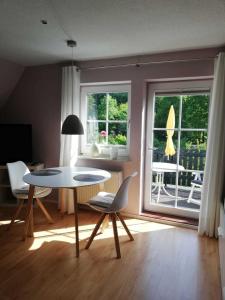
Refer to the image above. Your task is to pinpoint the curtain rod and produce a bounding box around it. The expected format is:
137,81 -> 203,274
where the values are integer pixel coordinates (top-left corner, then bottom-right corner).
79,55 -> 217,71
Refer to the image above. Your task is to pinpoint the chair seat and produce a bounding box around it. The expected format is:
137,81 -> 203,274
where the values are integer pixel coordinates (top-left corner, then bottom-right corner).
13,186 -> 52,199
88,192 -> 115,210
191,179 -> 203,185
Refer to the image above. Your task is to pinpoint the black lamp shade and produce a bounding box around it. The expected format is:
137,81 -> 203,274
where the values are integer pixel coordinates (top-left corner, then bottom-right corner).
61,114 -> 84,135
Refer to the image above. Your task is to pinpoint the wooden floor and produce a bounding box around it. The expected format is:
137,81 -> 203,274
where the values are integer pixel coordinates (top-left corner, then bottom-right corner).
0,203 -> 221,300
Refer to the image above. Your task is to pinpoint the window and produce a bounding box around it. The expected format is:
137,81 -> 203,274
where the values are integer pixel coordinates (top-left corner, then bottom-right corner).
80,83 -> 131,156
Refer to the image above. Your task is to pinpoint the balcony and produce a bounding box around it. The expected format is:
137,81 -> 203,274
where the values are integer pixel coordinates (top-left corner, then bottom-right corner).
150,148 -> 204,212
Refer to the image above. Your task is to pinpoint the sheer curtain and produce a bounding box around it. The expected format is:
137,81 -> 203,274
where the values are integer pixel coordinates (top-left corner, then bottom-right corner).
58,66 -> 80,214
198,52 -> 225,237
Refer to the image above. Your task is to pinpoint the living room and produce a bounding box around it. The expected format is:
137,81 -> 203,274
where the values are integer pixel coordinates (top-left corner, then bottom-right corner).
0,1 -> 225,299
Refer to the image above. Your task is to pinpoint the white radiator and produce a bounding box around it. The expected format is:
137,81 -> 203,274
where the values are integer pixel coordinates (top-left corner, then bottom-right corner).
77,171 -> 123,204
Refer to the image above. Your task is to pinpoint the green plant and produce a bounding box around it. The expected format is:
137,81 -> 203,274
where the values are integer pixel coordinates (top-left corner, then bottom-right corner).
115,134 -> 127,145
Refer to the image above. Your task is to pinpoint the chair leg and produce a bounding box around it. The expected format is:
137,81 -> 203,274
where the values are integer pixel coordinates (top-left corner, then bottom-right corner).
111,213 -> 121,259
187,184 -> 195,203
85,213 -> 107,249
36,198 -> 54,224
7,199 -> 24,231
101,214 -> 109,233
116,212 -> 134,241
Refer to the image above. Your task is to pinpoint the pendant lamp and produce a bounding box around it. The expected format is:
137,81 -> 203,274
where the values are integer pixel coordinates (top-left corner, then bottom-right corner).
61,40 -> 84,135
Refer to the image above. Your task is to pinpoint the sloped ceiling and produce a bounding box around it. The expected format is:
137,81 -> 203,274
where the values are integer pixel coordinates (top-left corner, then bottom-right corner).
0,0 -> 224,66
0,59 -> 24,109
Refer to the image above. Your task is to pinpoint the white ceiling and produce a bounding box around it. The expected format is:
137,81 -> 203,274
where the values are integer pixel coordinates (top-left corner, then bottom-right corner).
0,0 -> 225,66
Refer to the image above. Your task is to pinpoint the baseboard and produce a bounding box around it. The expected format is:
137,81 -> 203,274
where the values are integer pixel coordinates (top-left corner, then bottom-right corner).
121,211 -> 197,230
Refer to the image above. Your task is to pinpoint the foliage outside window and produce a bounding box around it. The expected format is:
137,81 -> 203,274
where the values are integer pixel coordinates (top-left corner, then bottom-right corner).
80,84 -> 130,155
154,94 -> 209,152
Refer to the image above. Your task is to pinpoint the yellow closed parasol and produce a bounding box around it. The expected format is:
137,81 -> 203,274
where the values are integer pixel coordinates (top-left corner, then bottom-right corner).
165,105 -> 176,157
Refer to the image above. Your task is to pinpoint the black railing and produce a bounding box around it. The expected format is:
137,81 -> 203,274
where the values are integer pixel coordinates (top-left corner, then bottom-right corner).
153,149 -> 206,186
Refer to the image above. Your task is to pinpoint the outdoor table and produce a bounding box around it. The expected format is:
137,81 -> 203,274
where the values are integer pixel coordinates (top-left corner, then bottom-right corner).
152,162 -> 185,202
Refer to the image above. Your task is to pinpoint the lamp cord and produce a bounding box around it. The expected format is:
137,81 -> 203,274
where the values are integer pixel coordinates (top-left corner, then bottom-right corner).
71,46 -> 74,113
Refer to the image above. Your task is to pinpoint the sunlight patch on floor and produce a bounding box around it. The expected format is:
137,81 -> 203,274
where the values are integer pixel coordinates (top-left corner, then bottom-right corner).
29,234 -> 75,250
0,219 -> 24,225
28,219 -> 174,251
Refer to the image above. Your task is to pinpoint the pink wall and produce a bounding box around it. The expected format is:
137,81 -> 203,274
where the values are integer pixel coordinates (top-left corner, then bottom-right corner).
0,47 -> 222,215
77,48 -> 220,215
0,58 -> 24,108
0,64 -> 62,167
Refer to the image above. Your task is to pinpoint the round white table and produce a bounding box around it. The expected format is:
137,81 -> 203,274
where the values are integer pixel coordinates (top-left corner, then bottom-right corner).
23,166 -> 111,257
152,162 -> 185,202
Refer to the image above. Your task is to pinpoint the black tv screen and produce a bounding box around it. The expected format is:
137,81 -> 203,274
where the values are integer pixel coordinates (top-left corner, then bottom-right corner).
0,124 -> 32,164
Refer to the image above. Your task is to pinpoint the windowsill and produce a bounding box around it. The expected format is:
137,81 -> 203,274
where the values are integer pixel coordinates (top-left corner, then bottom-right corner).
78,154 -> 131,162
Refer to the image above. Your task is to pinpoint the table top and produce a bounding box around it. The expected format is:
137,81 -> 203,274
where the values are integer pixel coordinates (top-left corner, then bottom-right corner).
152,162 -> 185,173
23,166 -> 111,188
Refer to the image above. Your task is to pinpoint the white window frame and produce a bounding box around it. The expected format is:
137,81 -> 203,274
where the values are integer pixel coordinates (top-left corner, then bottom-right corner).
80,83 -> 131,157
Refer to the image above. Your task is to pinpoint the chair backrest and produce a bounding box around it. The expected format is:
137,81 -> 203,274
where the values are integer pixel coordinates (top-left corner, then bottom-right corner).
7,161 -> 30,194
110,171 -> 137,212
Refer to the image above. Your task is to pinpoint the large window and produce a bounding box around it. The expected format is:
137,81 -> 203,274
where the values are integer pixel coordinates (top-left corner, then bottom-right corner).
80,84 -> 131,156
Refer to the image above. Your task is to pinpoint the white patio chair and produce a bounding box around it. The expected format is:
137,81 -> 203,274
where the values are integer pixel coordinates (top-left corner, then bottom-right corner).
7,161 -> 53,230
187,171 -> 203,206
85,171 -> 137,258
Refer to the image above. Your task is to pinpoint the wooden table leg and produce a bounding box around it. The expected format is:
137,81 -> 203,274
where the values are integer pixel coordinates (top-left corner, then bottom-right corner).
73,188 -> 79,258
23,185 -> 35,240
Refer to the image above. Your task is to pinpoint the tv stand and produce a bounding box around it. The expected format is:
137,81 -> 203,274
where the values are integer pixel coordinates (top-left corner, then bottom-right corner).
0,163 -> 44,206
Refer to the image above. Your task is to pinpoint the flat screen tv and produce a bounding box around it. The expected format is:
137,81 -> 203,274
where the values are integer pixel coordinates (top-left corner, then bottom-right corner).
0,124 -> 32,164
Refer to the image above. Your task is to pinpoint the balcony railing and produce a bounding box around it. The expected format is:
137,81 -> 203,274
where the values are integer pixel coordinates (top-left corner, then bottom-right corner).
153,149 -> 206,186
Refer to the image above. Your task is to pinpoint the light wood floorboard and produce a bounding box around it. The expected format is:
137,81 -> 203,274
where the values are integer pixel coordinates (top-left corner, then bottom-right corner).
0,203 -> 221,300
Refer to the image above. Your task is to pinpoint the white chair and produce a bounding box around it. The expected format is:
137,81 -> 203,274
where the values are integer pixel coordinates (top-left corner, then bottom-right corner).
85,172 -> 137,258
187,171 -> 203,206
7,161 -> 53,230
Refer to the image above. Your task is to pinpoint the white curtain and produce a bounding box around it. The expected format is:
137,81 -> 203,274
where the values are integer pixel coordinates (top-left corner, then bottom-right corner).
59,66 -> 80,214
198,52 -> 225,237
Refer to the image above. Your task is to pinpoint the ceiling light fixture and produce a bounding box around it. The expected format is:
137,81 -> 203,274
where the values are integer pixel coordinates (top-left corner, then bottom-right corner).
41,19 -> 48,25
61,40 -> 84,135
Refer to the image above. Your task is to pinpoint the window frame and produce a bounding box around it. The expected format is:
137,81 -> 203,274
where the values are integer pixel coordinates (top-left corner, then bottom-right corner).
80,83 -> 131,157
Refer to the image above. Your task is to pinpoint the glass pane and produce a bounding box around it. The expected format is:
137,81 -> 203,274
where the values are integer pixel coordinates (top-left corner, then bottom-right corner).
153,130 -> 178,164
154,96 -> 180,129
108,123 -> 127,145
179,131 -> 207,171
98,123 -> 107,145
87,93 -> 106,120
108,93 -> 128,121
177,171 -> 201,211
182,94 -> 209,129
87,121 -> 99,144
150,171 -> 175,207
178,170 -> 193,188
